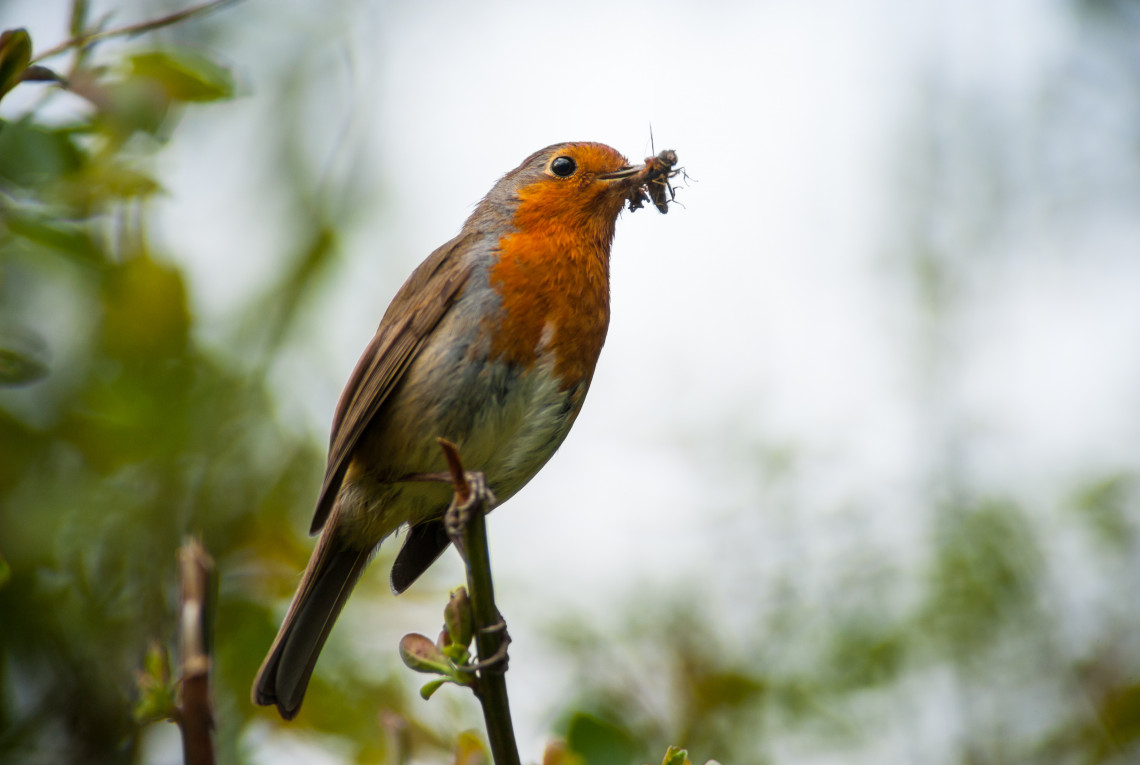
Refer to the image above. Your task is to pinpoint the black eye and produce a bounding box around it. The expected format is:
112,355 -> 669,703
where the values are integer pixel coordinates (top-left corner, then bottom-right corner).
550,156 -> 576,177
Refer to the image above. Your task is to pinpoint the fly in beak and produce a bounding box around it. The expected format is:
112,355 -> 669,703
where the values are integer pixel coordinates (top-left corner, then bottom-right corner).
598,149 -> 681,214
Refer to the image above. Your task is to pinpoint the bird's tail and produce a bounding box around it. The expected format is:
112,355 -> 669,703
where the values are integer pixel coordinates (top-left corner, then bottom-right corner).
251,527 -> 373,720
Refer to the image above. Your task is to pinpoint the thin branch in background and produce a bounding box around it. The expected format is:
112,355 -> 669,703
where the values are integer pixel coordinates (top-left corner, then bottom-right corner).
30,0 -> 242,63
178,538 -> 216,765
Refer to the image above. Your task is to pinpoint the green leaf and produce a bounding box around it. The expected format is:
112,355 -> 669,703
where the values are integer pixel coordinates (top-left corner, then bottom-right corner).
453,731 -> 488,765
0,118 -> 83,187
565,713 -> 640,765
102,256 -> 190,361
71,159 -> 162,203
444,586 -> 474,648
143,640 -> 170,680
97,161 -> 162,197
399,633 -> 452,675
1098,682 -> 1140,751
129,49 -> 234,102
661,747 -> 690,765
69,0 -> 89,38
0,28 -> 32,100
1,205 -> 101,261
98,78 -> 170,138
921,501 -> 1040,657
0,325 -> 49,386
542,741 -> 585,765
133,641 -> 176,723
1071,475 -> 1134,551
419,678 -> 448,700
441,644 -> 470,664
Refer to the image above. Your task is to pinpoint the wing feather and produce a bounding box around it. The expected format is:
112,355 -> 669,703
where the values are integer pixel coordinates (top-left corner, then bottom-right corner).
308,231 -> 478,534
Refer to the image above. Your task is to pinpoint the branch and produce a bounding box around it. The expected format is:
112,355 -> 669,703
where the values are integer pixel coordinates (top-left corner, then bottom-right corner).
31,0 -> 242,63
178,538 -> 216,765
437,439 -> 521,765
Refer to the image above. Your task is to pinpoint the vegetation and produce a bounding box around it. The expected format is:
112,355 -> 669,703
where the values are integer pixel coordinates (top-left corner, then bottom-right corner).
1,2 -> 1138,764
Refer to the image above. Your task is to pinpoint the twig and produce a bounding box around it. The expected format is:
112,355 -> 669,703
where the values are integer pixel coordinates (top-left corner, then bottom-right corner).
31,0 -> 242,63
437,439 -> 521,765
440,438 -> 472,507
178,538 -> 216,765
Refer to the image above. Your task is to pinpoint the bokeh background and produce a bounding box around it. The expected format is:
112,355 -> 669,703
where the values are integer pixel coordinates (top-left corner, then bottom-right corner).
2,0 -> 1140,763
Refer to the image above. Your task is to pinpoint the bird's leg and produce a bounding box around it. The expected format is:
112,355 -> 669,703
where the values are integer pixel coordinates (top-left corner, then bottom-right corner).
445,471 -> 495,535
436,438 -> 497,549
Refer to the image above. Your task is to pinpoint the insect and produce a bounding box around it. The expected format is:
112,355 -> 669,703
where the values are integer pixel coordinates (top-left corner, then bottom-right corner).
626,148 -> 682,213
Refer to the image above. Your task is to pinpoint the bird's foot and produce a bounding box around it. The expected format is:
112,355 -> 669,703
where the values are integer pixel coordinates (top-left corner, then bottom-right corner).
445,471 -> 495,538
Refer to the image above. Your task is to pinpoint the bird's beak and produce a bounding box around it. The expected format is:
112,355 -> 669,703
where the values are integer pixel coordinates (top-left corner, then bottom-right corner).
597,165 -> 647,181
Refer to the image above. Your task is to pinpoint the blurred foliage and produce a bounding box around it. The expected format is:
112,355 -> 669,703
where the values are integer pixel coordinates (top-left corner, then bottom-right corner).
132,641 -> 176,726
2,1 -> 1140,765
0,4 -> 424,764
546,488 -> 1140,765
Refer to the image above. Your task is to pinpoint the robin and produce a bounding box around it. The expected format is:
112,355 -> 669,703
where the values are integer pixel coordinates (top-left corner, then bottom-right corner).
252,141 -> 678,719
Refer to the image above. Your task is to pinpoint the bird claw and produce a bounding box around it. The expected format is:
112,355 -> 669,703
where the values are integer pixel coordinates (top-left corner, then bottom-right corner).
444,471 -> 496,538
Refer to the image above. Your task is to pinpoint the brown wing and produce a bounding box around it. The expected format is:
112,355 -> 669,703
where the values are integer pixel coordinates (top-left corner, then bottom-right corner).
308,231 -> 478,534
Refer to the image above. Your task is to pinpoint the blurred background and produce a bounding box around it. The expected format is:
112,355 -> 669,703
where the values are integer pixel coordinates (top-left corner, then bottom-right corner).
2,0 -> 1139,763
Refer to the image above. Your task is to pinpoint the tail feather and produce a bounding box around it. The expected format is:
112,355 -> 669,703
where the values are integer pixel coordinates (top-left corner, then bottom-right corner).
252,529 -> 373,719
390,519 -> 451,594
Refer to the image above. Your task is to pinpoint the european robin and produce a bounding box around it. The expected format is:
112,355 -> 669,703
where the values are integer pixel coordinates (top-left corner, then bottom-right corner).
252,141 -> 679,719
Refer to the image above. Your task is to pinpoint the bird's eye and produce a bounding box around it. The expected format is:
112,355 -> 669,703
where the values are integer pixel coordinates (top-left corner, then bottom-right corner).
550,156 -> 577,177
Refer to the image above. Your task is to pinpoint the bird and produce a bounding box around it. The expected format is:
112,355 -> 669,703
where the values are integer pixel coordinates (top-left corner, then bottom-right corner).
252,141 -> 678,719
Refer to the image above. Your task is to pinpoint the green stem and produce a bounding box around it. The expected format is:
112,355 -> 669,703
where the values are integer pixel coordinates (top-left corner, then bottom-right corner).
464,501 -> 518,765
438,440 -> 520,765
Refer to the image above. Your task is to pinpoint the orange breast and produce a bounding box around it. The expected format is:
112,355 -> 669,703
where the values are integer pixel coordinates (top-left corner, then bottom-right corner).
485,182 -> 616,386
